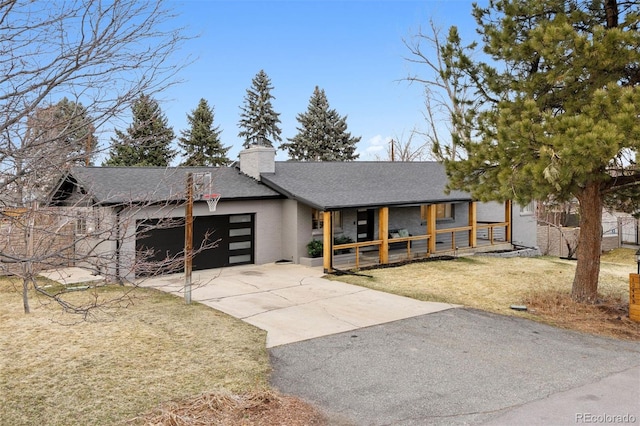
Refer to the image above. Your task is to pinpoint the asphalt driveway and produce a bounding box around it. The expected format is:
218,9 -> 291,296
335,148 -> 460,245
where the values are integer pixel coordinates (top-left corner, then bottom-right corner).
270,308 -> 640,426
139,262 -> 639,424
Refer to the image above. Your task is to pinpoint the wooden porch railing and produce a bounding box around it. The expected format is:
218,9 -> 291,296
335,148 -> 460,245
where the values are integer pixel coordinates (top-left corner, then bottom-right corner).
333,234 -> 431,270
435,226 -> 472,250
332,240 -> 381,270
477,222 -> 509,245
326,201 -> 511,272
332,223 -> 510,270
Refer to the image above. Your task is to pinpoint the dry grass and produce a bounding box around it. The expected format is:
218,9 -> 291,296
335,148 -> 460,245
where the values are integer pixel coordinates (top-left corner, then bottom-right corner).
130,389 -> 326,426
0,280 -> 273,426
522,290 -> 638,340
601,247 -> 638,266
3,248 -> 637,425
330,248 -> 640,340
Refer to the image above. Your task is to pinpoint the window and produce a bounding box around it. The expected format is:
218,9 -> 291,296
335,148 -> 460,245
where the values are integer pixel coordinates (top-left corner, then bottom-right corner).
312,209 -> 342,231
420,203 -> 455,222
437,203 -> 454,220
76,217 -> 87,235
92,210 -> 102,232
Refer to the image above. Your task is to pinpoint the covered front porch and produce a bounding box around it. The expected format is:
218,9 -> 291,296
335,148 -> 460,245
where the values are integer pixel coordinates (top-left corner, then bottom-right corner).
321,201 -> 513,272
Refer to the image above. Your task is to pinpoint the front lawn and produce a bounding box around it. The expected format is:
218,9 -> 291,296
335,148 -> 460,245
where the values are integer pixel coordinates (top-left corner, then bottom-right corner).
329,248 -> 640,340
0,281 -> 271,425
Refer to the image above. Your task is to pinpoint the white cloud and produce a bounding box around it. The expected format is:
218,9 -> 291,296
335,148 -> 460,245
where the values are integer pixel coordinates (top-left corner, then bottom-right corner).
357,134 -> 393,160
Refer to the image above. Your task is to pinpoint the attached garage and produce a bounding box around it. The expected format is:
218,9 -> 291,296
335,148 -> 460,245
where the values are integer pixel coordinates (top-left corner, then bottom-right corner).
135,213 -> 255,276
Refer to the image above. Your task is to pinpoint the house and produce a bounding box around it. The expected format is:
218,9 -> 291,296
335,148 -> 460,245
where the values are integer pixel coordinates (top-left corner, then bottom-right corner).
50,146 -> 538,280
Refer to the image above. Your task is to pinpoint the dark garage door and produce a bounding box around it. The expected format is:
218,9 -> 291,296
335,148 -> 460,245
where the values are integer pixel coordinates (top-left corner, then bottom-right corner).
135,213 -> 254,276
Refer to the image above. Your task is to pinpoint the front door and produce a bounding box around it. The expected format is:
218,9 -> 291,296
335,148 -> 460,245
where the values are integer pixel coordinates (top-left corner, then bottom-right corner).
357,209 -> 375,242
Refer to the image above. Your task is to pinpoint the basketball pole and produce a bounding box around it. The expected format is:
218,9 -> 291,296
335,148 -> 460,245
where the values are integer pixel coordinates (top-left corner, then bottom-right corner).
184,172 -> 193,304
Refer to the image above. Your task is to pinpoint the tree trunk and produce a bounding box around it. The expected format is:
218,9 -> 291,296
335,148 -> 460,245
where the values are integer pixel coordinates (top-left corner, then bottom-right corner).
22,277 -> 30,314
571,182 -> 603,302
22,202 -> 36,314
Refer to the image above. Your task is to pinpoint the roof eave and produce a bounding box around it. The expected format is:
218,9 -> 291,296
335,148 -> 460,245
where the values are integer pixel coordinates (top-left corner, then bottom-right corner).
321,197 -> 474,211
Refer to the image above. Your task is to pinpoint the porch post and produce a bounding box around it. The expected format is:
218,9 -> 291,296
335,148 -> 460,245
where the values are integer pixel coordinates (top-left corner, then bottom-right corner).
379,207 -> 389,265
427,204 -> 437,254
469,201 -> 477,248
505,200 -> 512,242
323,211 -> 332,272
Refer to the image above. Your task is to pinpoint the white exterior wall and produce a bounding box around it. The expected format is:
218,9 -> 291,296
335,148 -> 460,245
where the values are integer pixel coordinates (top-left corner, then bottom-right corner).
511,202 -> 538,248
476,201 -> 538,248
388,207 -> 423,236
475,201 -> 505,222
74,206 -> 119,278
339,209 -> 358,240
281,199 -> 312,262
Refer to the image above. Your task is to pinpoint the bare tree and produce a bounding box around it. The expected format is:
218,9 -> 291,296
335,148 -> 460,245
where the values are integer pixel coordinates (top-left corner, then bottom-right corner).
535,198 -> 580,259
2,167 -> 221,316
403,20 -> 478,161
0,0 -> 193,314
373,129 -> 430,162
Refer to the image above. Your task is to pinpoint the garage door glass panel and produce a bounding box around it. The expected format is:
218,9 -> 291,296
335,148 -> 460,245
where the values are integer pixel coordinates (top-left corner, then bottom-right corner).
229,241 -> 251,250
229,228 -> 251,237
229,254 -> 251,264
229,214 -> 252,223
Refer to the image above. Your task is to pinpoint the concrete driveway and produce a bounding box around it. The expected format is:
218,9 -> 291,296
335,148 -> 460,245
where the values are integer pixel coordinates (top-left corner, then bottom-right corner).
142,262 -> 458,347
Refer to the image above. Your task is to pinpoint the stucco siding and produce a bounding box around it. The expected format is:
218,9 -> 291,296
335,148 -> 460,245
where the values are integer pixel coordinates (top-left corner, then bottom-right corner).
339,209 -> 359,240
476,201 -> 505,222
281,199 -> 312,263
512,203 -> 538,248
74,206 -> 119,277
388,207 -> 423,236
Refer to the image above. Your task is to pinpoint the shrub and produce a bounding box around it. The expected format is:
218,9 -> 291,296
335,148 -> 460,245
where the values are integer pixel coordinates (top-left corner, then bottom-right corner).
307,240 -> 323,258
334,235 -> 354,245
306,236 -> 354,258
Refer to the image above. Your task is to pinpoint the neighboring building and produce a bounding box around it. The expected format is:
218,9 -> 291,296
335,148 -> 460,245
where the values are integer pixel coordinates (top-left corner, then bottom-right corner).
535,201 -> 636,256
51,146 -> 538,280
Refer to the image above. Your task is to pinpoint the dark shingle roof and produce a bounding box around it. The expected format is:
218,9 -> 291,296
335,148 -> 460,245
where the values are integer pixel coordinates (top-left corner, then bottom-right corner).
260,162 -> 471,210
62,166 -> 281,204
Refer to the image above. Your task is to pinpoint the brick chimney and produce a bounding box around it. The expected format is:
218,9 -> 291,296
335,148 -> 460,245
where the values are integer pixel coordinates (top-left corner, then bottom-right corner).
239,145 -> 276,180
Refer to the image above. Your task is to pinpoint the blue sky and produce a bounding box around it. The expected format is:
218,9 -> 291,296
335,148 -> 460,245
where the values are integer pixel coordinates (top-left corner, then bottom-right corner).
160,0 -> 482,162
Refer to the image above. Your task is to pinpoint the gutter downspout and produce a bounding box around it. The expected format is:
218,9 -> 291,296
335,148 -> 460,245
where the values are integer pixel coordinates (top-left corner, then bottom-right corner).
115,206 -> 124,285
510,200 -> 514,245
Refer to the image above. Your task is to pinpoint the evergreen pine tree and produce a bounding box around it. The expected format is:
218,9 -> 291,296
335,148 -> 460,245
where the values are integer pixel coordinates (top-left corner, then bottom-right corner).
104,94 -> 176,166
178,98 -> 230,166
441,0 -> 640,302
238,70 -> 282,148
281,86 -> 360,161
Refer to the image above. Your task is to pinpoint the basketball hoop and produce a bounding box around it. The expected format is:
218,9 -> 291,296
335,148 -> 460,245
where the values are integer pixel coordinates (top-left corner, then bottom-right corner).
202,193 -> 221,212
